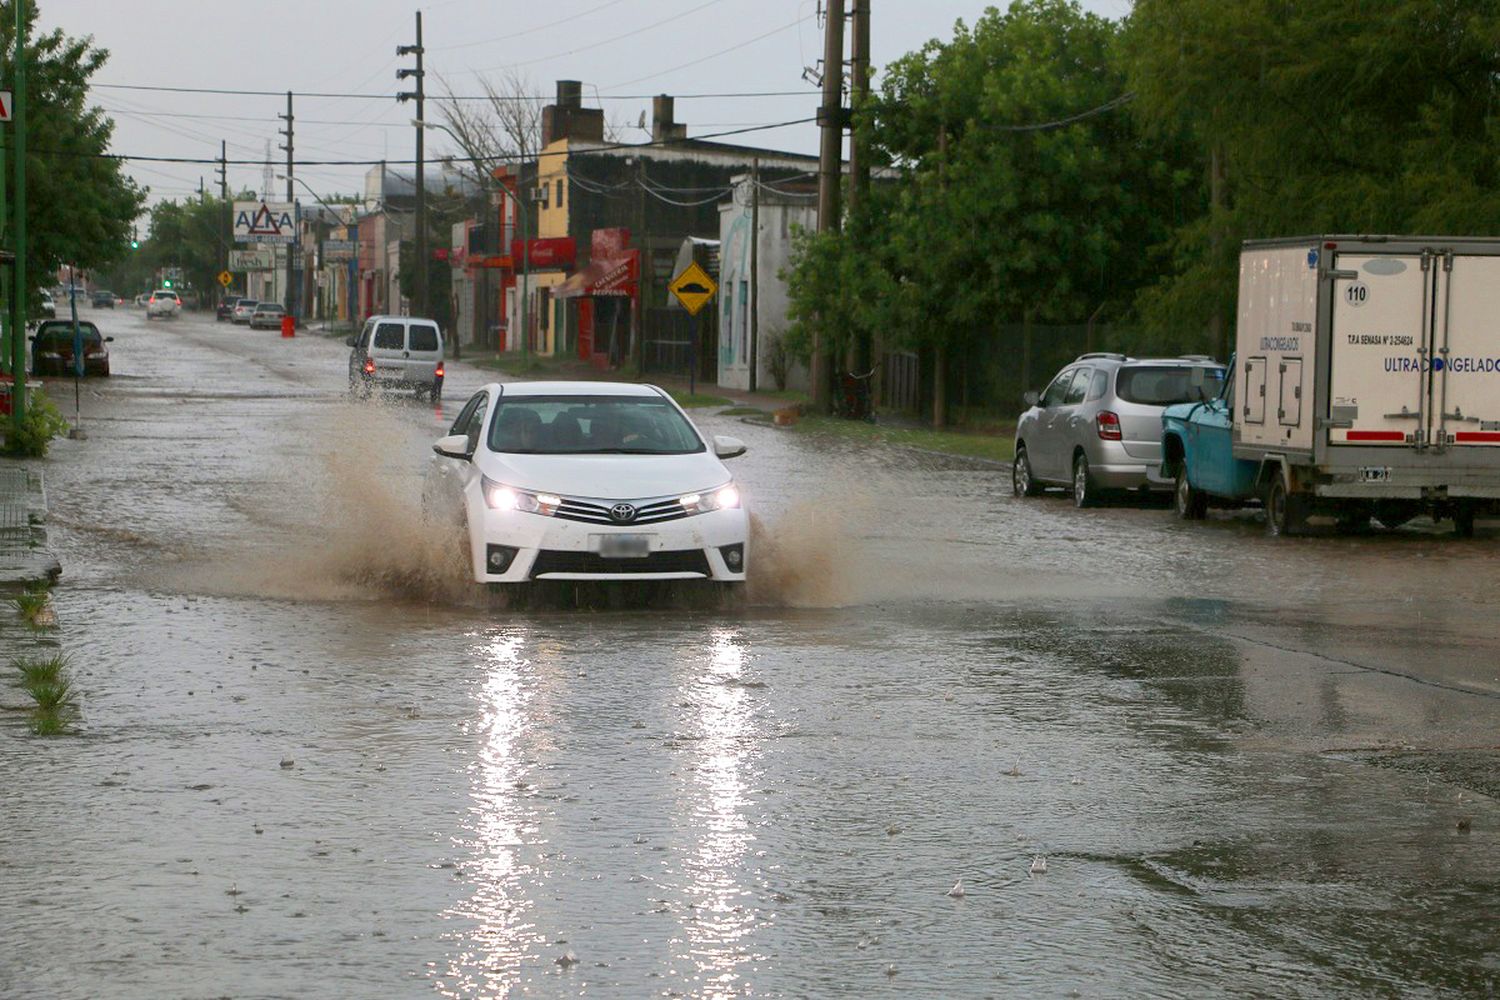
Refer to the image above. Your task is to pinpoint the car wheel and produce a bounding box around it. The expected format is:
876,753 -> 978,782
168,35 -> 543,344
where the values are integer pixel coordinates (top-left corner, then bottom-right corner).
1072,454 -> 1098,509
1453,505 -> 1477,538
1012,446 -> 1042,498
1174,467 -> 1206,520
1264,469 -> 1308,537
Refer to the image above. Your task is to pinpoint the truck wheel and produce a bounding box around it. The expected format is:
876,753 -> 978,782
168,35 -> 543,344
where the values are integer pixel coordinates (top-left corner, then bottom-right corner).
1072,454 -> 1098,509
1453,506 -> 1477,538
1265,470 -> 1308,537
1174,467 -> 1207,520
1012,446 -> 1042,498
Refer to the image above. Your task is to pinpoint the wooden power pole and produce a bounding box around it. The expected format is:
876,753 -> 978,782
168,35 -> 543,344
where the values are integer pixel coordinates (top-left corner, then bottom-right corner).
813,0 -> 846,414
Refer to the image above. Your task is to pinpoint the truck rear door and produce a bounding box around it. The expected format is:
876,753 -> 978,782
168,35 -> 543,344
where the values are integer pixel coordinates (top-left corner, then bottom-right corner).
1434,254 -> 1500,448
1328,253 -> 1431,447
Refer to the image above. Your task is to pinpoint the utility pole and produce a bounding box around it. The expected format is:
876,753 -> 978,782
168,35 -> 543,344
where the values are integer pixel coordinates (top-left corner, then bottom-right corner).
9,0 -> 27,429
397,13 -> 427,318
749,158 -> 759,393
216,140 -> 229,298
278,91 -> 295,318
813,0 -> 846,414
847,0 -> 871,378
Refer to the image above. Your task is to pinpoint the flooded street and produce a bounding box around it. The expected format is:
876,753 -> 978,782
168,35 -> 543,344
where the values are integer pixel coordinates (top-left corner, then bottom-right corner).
3,308 -> 1498,999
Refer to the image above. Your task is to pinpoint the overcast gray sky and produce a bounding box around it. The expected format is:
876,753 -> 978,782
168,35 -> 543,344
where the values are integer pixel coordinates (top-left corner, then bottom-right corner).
44,0 -> 1132,219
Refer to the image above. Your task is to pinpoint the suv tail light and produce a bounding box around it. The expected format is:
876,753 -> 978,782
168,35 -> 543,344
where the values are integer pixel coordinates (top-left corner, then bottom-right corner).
1096,410 -> 1122,441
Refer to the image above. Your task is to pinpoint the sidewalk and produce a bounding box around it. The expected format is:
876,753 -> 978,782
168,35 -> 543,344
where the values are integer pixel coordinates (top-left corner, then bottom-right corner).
0,465 -> 61,588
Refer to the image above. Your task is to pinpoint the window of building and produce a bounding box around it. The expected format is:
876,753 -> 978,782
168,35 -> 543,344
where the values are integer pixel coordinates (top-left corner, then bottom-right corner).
555,179 -> 565,209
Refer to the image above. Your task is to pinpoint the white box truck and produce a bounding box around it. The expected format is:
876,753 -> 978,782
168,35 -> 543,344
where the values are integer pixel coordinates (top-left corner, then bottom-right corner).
1163,235 -> 1500,535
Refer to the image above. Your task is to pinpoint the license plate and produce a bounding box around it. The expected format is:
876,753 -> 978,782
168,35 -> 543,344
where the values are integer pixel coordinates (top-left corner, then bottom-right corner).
1360,466 -> 1391,482
596,534 -> 652,559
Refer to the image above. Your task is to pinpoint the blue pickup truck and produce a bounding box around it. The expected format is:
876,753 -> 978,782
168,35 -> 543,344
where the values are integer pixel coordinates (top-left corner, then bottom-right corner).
1160,360 -> 1269,524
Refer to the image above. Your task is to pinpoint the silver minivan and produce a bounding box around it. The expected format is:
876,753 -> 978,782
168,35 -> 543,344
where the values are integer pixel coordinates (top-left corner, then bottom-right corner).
348,315 -> 445,400
1013,353 -> 1225,507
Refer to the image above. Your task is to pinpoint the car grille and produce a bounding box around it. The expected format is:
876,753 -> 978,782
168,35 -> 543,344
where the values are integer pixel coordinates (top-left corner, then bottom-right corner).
553,495 -> 691,526
530,549 -> 710,577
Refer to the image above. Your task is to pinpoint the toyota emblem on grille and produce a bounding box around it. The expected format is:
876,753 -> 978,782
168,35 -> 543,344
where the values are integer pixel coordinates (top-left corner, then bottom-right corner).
609,502 -> 638,523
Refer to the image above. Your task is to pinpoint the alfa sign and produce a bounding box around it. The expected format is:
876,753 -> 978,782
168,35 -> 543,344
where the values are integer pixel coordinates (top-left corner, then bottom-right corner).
233,201 -> 295,244
229,248 -> 275,271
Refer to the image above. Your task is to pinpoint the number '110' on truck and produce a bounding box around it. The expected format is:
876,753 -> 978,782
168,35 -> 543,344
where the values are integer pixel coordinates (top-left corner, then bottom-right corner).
1163,235 -> 1500,536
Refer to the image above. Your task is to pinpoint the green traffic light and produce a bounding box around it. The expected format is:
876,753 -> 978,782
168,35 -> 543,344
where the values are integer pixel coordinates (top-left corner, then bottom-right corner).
163,279 -> 173,288
130,239 -> 139,249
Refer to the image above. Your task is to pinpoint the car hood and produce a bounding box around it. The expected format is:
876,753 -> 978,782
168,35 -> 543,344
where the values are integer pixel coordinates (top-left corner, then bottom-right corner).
475,450 -> 731,501
1161,401 -> 1204,423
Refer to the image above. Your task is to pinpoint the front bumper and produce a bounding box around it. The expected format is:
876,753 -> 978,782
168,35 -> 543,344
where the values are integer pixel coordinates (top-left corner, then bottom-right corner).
467,502 -> 749,584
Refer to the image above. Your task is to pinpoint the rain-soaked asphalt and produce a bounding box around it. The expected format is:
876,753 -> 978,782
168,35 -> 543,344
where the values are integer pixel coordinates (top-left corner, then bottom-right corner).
2,307 -> 1497,999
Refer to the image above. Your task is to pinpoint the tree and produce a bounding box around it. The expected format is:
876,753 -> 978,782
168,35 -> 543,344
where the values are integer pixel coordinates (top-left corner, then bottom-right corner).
1,1 -> 144,301
434,70 -> 545,190
1125,0 -> 1500,353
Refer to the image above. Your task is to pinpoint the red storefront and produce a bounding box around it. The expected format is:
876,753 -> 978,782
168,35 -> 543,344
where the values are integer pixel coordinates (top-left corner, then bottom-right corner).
555,228 -> 639,367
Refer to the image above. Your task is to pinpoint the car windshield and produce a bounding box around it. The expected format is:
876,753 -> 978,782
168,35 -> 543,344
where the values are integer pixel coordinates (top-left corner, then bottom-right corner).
486,395 -> 705,455
257,305 -> 283,313
35,323 -> 101,346
1115,365 -> 1225,406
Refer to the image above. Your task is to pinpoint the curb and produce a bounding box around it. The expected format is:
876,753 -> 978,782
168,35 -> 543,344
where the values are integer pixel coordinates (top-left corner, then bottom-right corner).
0,466 -> 62,588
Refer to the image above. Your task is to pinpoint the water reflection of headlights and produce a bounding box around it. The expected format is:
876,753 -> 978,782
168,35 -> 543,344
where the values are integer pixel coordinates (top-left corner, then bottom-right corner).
482,476 -> 562,515
679,484 -> 740,514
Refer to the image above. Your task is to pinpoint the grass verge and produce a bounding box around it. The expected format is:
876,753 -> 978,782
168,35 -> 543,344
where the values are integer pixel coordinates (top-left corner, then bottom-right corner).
790,416 -> 1016,464
670,392 -> 734,409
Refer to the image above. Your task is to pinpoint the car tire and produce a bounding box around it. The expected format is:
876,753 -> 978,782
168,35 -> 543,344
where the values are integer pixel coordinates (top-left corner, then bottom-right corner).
1174,467 -> 1207,520
1453,505 -> 1477,538
1265,469 -> 1308,537
1012,446 -> 1042,498
1072,454 -> 1098,509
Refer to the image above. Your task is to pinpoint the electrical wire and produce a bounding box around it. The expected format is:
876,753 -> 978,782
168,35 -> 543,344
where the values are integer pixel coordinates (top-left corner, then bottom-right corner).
58,116 -> 821,167
470,0 -> 734,73
604,12 -> 814,90
90,82 -> 808,102
431,0 -> 636,51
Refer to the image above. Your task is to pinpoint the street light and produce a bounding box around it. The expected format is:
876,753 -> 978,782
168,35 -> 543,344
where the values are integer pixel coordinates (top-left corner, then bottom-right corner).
412,118 -> 530,358
278,174 -> 348,323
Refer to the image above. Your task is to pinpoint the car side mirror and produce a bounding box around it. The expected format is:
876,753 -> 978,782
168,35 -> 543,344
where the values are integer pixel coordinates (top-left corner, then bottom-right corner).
1023,390 -> 1041,407
713,435 -> 747,460
105,336 -> 114,343
432,433 -> 472,460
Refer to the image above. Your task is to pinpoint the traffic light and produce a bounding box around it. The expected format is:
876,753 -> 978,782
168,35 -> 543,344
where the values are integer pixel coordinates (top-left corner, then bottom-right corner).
130,239 -> 139,249
163,278 -> 173,288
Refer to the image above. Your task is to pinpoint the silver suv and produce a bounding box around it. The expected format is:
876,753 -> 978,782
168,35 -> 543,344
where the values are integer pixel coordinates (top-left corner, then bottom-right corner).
1012,353 -> 1225,507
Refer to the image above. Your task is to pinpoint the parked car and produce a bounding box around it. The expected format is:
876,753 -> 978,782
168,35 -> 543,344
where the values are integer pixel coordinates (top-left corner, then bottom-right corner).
248,303 -> 286,330
426,381 -> 749,585
36,294 -> 55,321
216,296 -> 241,322
30,320 -> 113,377
1163,235 -> 1500,537
346,314 -> 446,400
177,289 -> 200,311
134,292 -> 150,308
1013,353 -> 1226,507
231,300 -> 258,324
146,289 -> 181,320
91,289 -> 116,308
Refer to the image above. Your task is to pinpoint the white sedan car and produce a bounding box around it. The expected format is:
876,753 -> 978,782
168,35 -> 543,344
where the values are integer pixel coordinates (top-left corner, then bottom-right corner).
428,381 -> 749,585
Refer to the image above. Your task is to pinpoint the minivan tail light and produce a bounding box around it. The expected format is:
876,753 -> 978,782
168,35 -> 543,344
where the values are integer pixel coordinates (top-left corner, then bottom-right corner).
1096,410 -> 1122,440
435,363 -> 444,378
363,358 -> 375,375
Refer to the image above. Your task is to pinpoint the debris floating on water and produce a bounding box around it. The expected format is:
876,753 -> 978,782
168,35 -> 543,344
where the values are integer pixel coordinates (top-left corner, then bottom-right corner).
946,879 -> 966,899
1029,856 -> 1048,876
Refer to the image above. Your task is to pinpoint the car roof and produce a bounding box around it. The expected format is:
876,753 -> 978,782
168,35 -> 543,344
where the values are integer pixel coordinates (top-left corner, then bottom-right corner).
35,320 -> 100,335
365,314 -> 438,325
497,380 -> 665,399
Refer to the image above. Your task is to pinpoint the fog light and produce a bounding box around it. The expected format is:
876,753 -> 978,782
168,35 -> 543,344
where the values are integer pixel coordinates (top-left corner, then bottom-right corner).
719,543 -> 744,571
486,544 -> 518,573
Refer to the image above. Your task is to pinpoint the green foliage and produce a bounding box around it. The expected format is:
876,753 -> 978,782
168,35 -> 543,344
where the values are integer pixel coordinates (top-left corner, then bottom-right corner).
0,2 -> 146,302
11,588 -> 49,621
1124,0 -> 1500,344
15,653 -> 74,734
2,385 -> 68,457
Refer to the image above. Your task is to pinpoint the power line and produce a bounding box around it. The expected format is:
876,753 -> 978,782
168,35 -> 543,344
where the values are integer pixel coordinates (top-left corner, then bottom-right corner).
90,82 -> 809,101
60,116 -> 820,167
471,0 -> 732,73
431,0 -> 635,51
604,13 -> 814,90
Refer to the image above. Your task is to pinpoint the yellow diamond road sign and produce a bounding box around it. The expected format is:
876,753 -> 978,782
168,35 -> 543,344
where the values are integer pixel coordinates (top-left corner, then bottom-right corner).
669,261 -> 717,317
217,270 -> 233,288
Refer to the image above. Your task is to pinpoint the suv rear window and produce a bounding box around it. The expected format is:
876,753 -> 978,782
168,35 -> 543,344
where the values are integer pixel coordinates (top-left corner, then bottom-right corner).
374,323 -> 405,350
408,324 -> 439,352
1115,366 -> 1225,406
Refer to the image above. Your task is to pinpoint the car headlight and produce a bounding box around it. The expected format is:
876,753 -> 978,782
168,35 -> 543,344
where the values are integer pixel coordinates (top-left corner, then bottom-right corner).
482,476 -> 560,515
679,483 -> 741,514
